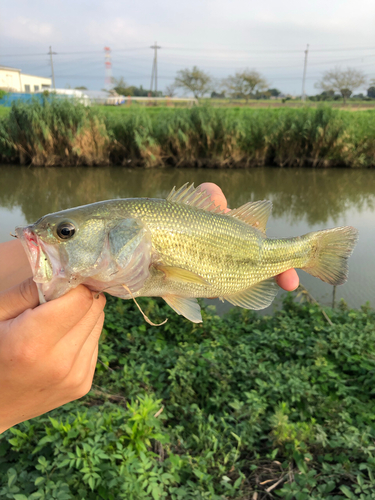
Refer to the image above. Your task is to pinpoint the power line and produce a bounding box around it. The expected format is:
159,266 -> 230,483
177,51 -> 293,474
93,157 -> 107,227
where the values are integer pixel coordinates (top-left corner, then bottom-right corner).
3,45 -> 375,58
0,47 -> 149,57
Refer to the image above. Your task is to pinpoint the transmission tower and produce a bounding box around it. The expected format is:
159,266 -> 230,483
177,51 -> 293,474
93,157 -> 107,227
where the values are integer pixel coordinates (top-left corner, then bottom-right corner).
104,47 -> 112,90
150,41 -> 161,96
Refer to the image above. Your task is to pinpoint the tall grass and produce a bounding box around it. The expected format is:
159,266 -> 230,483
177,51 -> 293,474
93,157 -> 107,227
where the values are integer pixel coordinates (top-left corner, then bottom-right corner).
1,98 -> 375,167
0,97 -> 110,166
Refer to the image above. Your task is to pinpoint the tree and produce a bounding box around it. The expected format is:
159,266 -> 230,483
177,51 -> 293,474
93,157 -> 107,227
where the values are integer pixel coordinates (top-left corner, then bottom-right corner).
315,67 -> 367,104
368,79 -> 375,99
75,86 -> 88,90
174,66 -> 211,99
223,70 -> 268,102
211,91 -> 225,99
164,84 -> 177,97
112,77 -> 129,96
268,88 -> 281,97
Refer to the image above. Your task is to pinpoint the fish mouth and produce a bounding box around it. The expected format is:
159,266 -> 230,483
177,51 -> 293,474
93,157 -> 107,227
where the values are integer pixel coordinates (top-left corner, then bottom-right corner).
15,225 -> 53,303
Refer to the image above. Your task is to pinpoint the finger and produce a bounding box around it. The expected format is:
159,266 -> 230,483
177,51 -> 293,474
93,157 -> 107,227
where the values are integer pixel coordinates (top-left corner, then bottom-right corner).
198,183 -> 229,212
19,285 -> 96,344
68,315 -> 103,391
63,302 -> 105,358
276,269 -> 299,291
0,278 -> 39,321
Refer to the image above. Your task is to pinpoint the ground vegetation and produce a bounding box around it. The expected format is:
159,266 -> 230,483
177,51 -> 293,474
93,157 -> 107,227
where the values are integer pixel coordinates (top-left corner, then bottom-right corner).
1,293 -> 375,499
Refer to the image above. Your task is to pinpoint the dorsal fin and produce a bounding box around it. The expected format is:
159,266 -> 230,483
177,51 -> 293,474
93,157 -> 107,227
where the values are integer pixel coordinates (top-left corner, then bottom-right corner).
167,183 -> 226,214
227,200 -> 272,235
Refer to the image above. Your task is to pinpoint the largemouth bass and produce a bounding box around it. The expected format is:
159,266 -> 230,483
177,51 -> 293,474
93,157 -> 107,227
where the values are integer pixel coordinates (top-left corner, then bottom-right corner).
15,183 -> 358,323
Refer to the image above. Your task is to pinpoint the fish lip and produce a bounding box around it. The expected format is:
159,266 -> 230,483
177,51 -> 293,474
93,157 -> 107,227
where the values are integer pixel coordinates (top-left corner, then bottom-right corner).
15,226 -> 52,303
15,226 -> 40,277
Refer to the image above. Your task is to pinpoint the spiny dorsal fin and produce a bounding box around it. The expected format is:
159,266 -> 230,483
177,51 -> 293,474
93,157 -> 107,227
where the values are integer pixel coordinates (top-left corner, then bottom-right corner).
167,183 -> 226,214
227,200 -> 272,235
224,278 -> 278,310
163,295 -> 202,323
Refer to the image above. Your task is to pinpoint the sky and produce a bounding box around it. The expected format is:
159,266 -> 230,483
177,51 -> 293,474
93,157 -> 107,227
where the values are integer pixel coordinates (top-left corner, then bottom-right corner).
1,0 -> 375,96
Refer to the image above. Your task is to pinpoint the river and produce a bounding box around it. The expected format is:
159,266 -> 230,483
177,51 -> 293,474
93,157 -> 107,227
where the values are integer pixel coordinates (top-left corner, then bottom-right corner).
0,165 -> 374,312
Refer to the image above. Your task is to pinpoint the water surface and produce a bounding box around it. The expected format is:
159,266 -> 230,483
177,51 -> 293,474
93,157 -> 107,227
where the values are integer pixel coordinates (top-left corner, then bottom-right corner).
1,166 -> 374,310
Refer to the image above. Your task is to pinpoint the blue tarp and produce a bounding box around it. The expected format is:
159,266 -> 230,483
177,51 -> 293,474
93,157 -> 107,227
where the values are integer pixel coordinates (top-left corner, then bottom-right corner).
0,93 -> 45,107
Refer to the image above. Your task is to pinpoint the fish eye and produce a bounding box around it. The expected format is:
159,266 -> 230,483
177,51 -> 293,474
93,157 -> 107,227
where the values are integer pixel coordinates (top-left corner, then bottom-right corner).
56,221 -> 76,240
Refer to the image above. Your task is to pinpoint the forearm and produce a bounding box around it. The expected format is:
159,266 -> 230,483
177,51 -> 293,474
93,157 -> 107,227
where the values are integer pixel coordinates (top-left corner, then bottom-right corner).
0,240 -> 32,292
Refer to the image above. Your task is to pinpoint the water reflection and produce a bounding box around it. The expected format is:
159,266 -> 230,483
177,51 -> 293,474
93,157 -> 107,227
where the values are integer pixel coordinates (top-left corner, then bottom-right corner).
0,166 -> 374,226
0,165 -> 374,308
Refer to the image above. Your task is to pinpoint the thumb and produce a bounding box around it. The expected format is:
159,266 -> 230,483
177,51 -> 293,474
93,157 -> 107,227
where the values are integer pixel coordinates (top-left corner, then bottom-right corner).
0,278 -> 39,321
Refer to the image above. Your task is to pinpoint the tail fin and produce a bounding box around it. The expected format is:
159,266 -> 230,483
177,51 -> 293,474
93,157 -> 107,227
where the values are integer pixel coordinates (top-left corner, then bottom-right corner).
303,226 -> 358,285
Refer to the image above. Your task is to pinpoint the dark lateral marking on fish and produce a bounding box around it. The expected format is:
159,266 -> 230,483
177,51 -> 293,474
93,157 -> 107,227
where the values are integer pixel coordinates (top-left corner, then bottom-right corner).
224,254 -> 257,267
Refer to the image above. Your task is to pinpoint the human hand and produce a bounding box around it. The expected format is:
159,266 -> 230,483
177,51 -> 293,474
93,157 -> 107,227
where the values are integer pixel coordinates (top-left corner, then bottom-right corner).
0,240 -> 33,293
0,279 -> 106,433
198,182 -> 299,292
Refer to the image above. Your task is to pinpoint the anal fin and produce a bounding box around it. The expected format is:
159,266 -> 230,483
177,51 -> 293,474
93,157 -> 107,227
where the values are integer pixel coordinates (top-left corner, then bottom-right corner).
225,278 -> 278,310
163,295 -> 202,323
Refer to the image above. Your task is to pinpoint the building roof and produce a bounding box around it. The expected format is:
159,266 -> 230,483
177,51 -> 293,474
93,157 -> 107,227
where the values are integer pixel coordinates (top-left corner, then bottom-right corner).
0,65 -> 21,72
21,73 -> 51,80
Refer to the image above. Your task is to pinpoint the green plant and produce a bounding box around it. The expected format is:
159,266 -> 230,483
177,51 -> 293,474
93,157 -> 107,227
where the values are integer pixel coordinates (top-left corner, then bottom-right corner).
1,294 -> 375,498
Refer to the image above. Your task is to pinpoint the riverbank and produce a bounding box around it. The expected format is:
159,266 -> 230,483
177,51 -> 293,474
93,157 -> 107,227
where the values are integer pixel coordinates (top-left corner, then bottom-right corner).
1,295 -> 375,499
1,98 -> 375,167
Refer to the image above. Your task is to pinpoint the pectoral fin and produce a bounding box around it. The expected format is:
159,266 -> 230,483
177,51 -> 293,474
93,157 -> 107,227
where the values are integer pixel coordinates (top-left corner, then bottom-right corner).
163,295 -> 203,323
106,218 -> 152,292
225,278 -> 278,310
156,265 -> 209,286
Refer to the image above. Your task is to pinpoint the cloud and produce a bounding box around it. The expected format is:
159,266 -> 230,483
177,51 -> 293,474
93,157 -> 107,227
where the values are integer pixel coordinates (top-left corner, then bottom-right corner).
85,17 -> 157,46
2,16 -> 57,42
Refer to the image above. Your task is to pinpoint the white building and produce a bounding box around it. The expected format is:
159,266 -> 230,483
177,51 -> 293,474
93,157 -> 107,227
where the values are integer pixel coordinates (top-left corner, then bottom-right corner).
0,65 -> 51,93
84,90 -> 125,105
36,88 -> 90,106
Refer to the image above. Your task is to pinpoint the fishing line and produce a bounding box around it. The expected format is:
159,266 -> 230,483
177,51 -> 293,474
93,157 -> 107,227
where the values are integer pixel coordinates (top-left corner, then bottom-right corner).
122,284 -> 168,327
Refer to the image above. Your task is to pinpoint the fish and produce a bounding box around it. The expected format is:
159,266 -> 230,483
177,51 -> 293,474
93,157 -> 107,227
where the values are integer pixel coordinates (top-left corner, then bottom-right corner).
15,183 -> 359,323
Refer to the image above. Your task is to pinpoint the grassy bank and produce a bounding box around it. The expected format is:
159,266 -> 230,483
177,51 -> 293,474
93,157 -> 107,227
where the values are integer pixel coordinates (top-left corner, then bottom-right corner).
1,294 -> 375,499
1,98 -> 375,167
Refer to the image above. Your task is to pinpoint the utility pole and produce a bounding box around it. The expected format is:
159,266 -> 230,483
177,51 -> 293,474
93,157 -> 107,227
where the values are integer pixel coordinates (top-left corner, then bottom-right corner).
48,46 -> 56,89
301,44 -> 309,102
150,41 -> 161,96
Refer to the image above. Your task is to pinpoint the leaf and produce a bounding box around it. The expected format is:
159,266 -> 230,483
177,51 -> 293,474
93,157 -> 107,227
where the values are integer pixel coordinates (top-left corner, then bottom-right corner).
234,476 -> 242,489
8,468 -> 17,488
88,476 -> 95,491
57,459 -> 70,469
34,477 -> 45,486
340,485 -> 355,499
231,432 -> 241,443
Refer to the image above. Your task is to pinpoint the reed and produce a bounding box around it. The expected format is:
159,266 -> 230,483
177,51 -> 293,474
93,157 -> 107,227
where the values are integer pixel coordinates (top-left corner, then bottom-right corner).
1,99 -> 374,167
0,97 -> 110,166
